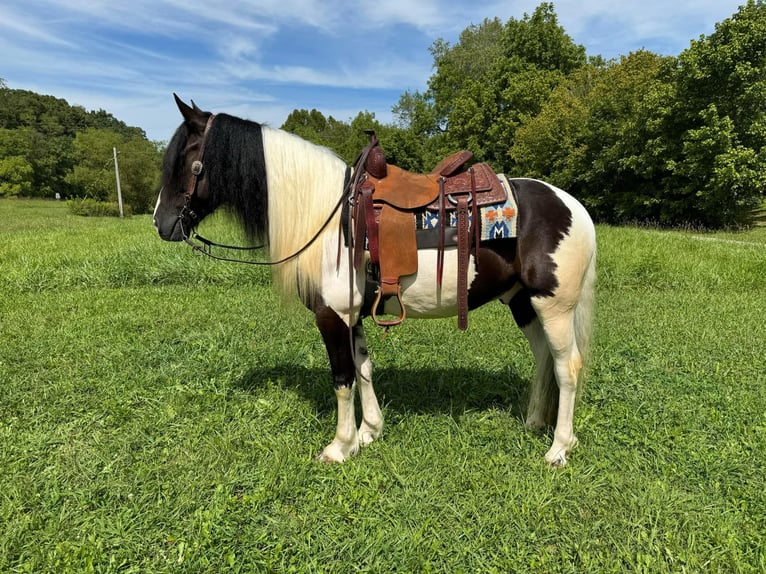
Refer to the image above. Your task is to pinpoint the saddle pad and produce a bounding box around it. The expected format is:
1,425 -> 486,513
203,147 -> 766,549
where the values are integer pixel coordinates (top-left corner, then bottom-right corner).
416,174 -> 518,243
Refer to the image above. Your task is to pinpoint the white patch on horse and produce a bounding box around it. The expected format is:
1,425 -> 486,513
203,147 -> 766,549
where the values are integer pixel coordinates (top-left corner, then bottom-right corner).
353,324 -> 383,446
319,228 -> 366,326
318,384 -> 359,463
384,248 -> 477,318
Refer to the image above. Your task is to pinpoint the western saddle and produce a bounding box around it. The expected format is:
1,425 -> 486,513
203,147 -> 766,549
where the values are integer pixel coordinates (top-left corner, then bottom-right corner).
350,131 -> 506,330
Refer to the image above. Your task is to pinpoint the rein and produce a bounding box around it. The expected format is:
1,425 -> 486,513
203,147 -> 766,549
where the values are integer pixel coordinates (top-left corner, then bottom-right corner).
180,194 -> 347,267
178,114 -> 351,267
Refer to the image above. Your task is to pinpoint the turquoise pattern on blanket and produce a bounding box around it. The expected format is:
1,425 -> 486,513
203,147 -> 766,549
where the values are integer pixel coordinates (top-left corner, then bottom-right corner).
417,175 -> 518,239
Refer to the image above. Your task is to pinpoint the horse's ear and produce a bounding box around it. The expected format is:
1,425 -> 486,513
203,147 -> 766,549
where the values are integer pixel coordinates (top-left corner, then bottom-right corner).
174,93 -> 193,119
173,93 -> 207,132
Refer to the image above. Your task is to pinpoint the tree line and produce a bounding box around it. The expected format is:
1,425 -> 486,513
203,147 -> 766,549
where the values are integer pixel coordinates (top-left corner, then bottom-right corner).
1,1 -> 764,226
284,1 -> 766,228
0,80 -> 162,213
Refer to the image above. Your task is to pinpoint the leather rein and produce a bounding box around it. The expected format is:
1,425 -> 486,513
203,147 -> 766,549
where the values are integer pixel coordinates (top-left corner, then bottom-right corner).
178,114 -> 349,267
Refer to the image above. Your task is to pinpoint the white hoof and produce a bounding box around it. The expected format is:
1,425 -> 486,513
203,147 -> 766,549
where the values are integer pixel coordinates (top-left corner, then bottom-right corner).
544,436 -> 578,467
358,421 -> 382,448
545,447 -> 568,467
317,438 -> 358,463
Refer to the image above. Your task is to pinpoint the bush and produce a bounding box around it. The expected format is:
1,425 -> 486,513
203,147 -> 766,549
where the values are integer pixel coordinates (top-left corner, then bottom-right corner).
66,198 -> 133,217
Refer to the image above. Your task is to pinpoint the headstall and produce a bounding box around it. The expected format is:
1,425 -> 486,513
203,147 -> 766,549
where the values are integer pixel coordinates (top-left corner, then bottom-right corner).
177,115 -> 350,266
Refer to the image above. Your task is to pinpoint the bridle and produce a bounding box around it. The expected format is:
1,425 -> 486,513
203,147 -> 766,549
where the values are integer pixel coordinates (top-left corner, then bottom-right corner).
176,113 -> 350,267
178,114 -> 215,241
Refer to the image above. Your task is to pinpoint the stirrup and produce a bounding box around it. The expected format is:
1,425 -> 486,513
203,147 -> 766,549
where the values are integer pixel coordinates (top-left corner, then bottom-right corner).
371,284 -> 406,327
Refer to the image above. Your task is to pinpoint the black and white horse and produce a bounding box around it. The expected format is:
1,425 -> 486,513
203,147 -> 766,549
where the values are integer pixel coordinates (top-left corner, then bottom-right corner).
154,96 -> 597,466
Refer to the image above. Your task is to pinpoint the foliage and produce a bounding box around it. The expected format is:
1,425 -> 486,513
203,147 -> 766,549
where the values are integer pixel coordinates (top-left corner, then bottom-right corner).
0,155 -> 33,197
512,51 -> 673,221
510,1 -> 766,227
66,129 -> 162,213
66,197 -> 133,217
394,4 -> 587,172
0,83 -> 163,212
653,0 -> 766,227
1,199 -> 764,572
280,108 -> 425,171
282,109 -> 388,165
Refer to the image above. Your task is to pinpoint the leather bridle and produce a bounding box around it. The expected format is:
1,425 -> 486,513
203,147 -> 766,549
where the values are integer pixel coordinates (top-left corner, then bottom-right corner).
175,114 -> 351,267
179,114 -> 216,243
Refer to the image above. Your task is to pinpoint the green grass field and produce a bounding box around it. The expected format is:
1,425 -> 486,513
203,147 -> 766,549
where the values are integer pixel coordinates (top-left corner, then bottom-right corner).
1,199 -> 764,573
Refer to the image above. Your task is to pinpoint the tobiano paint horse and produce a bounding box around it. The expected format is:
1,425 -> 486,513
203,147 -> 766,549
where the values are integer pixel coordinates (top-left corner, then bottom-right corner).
154,95 -> 597,466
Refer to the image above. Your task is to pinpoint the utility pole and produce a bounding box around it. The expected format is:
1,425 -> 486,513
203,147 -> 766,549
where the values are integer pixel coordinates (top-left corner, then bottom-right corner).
113,147 -> 124,218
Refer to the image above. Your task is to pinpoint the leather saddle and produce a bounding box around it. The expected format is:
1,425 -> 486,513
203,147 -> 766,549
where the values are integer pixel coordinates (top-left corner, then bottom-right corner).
351,131 -> 506,329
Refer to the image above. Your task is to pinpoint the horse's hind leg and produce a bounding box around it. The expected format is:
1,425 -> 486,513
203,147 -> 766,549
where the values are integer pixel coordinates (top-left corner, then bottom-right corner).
353,322 -> 383,447
531,298 -> 582,467
505,289 -> 556,431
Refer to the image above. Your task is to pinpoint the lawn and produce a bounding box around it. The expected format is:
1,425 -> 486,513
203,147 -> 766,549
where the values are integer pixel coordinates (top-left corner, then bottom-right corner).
1,199 -> 764,572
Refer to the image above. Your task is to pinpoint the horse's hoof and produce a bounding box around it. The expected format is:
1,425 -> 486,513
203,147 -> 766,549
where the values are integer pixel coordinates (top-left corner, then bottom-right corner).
545,450 -> 568,467
544,436 -> 578,467
317,439 -> 357,463
358,422 -> 382,448
317,450 -> 344,464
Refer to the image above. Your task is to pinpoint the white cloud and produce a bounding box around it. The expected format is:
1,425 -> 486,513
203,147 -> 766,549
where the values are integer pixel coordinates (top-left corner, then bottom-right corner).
0,0 -> 749,140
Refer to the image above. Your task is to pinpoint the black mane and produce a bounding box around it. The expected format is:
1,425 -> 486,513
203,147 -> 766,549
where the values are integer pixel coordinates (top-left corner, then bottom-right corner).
164,113 -> 269,241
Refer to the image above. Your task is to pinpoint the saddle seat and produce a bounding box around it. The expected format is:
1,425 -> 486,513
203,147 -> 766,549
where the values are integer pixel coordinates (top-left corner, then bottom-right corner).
351,131 -> 507,329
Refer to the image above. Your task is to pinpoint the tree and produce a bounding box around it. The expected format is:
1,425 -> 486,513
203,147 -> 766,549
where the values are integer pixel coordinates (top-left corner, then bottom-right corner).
281,108 -> 395,165
66,129 -> 161,212
0,86 -> 156,201
513,1 -> 766,228
0,156 -> 33,197
659,0 -> 766,226
281,109 -> 349,149
394,3 -> 587,173
511,51 -> 673,220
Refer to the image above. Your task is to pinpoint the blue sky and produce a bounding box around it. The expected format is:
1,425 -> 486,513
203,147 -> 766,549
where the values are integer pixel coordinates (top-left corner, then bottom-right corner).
1,0 -> 746,142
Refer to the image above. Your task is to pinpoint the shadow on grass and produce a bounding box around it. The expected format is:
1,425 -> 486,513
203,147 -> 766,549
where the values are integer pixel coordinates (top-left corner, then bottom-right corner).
235,364 -> 529,421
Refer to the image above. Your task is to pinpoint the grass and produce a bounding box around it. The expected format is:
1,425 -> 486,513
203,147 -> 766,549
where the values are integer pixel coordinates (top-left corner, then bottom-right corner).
1,198 -> 764,572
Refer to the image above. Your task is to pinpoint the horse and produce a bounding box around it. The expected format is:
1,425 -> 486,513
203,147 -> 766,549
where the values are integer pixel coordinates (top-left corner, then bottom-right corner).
153,95 -> 597,467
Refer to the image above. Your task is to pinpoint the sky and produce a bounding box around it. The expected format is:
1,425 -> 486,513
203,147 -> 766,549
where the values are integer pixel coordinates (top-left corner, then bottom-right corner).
1,0 -> 747,142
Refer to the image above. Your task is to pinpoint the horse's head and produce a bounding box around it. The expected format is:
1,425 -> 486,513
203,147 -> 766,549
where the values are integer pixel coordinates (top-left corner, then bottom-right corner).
154,94 -> 218,241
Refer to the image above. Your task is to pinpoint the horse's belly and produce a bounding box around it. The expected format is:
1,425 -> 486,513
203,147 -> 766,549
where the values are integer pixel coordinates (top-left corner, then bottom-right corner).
386,249 -> 476,318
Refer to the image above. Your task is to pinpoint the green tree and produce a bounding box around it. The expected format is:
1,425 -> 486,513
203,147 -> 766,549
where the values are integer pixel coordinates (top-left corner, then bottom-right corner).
281,109 -> 394,165
0,85 -> 154,200
0,155 -> 33,197
395,3 -> 586,173
513,0 -> 766,228
281,109 -> 348,148
659,0 -> 766,226
67,129 -> 122,201
513,51 -> 672,221
66,129 -> 161,212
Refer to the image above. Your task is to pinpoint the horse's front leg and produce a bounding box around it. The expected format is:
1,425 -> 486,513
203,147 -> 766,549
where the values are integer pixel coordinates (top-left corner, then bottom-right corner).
314,306 -> 383,462
315,304 -> 358,462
